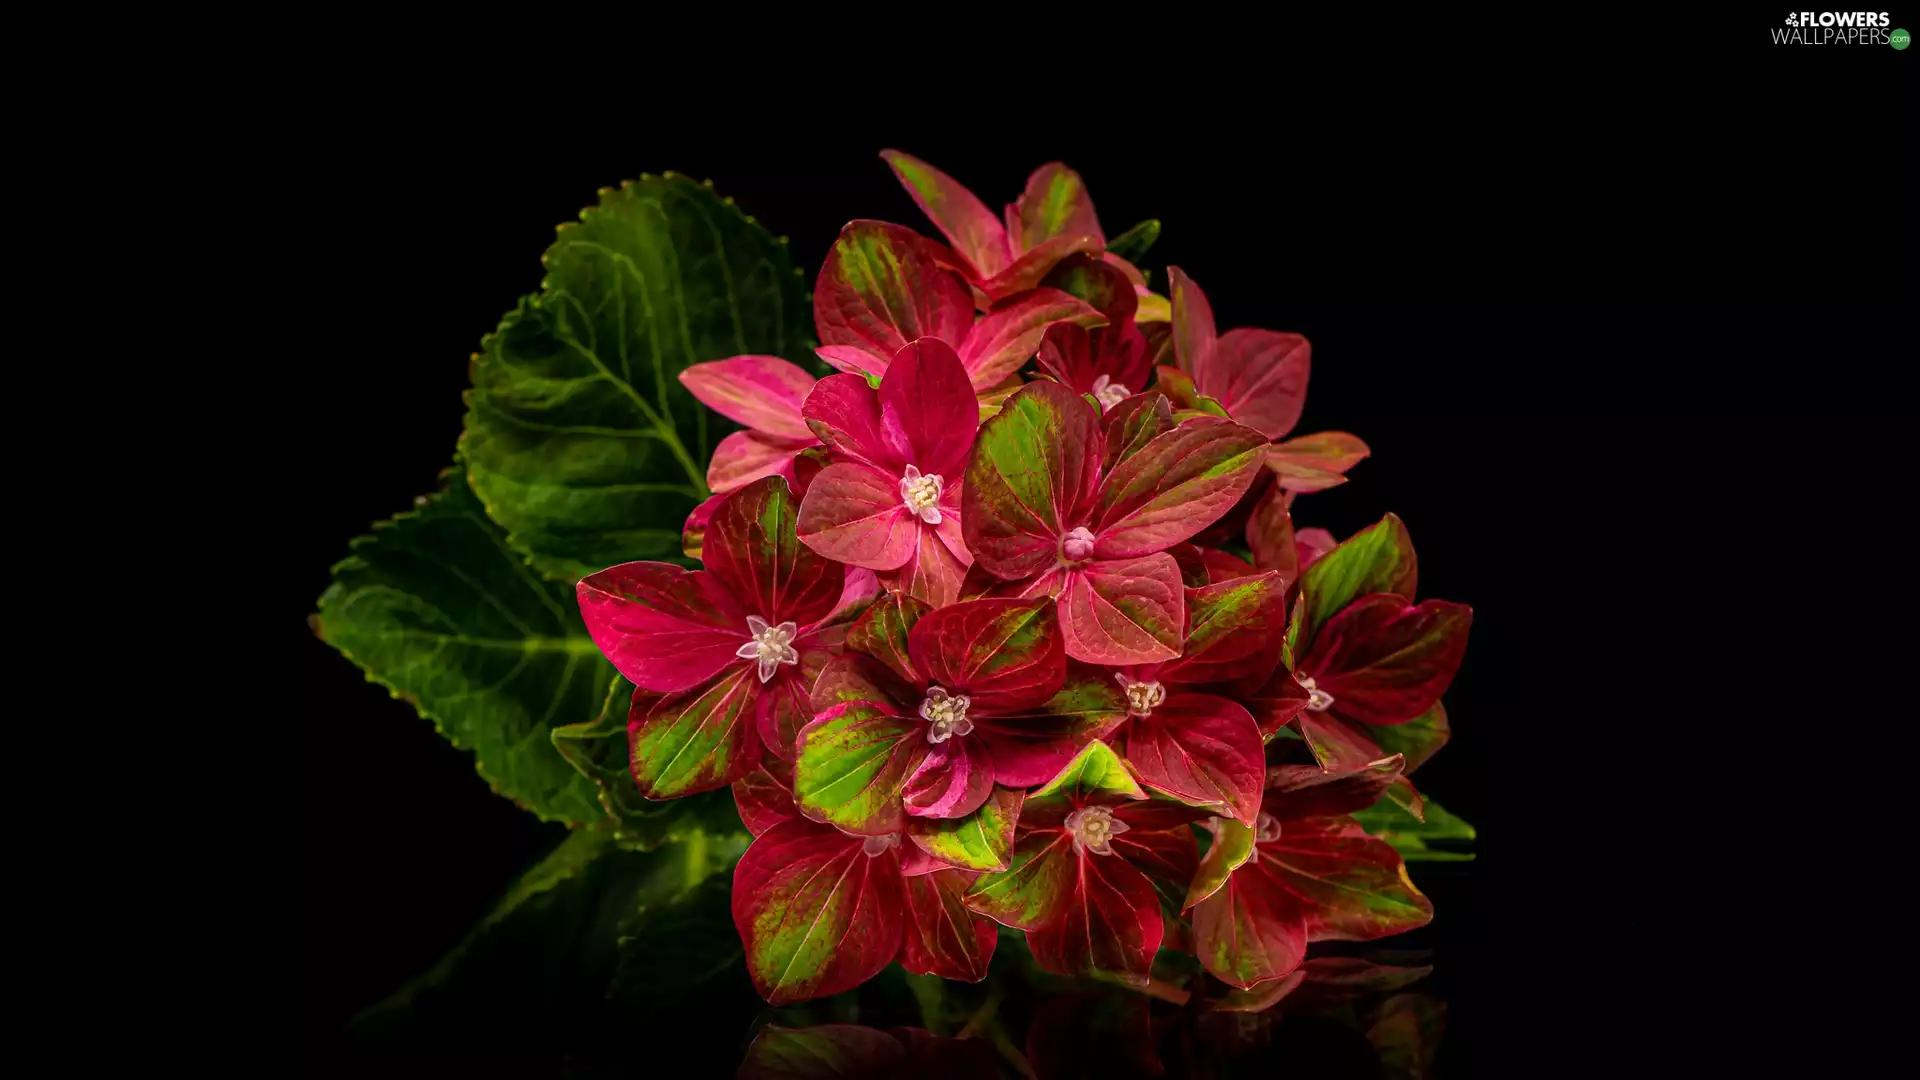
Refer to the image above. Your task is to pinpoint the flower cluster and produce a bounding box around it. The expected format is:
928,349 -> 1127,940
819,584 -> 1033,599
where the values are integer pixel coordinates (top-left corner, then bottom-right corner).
576,152 -> 1473,1005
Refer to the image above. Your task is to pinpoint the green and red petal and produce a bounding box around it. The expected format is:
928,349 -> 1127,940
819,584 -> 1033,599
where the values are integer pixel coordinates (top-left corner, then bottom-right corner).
957,288 -> 1107,391
962,380 -> 1104,580
627,665 -> 763,798
814,220 -> 972,363
880,149 -> 1010,279
702,476 -> 845,628
1299,513 -> 1420,640
1091,421 -> 1268,559
906,785 -> 1024,871
793,701 -> 926,835
1302,595 -> 1472,727
1160,571 -> 1289,687
733,819 -> 906,1004
907,596 -> 1065,712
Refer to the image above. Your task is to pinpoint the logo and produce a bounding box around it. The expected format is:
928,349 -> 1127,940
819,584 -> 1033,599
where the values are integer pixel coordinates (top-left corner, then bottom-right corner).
1773,10 -> 1897,44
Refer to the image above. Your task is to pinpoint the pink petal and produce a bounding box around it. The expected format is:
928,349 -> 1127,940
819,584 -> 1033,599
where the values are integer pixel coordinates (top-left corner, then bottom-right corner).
732,762 -> 799,837
880,149 -> 1011,278
959,288 -> 1108,390
678,355 -> 816,439
803,372 -> 897,471
796,462 -> 922,571
707,429 -> 811,494
754,664 -> 814,763
881,519 -> 971,608
1199,329 -> 1310,440
1295,527 -> 1338,568
1058,556 -> 1186,665
815,344 -> 890,378
903,734 -> 995,819
814,220 -> 972,360
577,562 -> 747,692
878,338 -> 977,477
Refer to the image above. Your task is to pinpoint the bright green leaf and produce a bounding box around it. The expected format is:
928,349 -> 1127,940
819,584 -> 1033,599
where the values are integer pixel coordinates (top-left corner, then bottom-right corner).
1031,739 -> 1145,802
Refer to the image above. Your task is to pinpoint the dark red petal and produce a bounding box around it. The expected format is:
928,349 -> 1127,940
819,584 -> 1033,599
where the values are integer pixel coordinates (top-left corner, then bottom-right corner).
898,869 -> 997,982
1302,595 -> 1473,727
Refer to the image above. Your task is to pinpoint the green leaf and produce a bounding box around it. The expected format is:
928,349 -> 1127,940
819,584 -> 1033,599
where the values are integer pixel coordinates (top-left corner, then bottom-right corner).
461,173 -> 813,580
1300,513 -> 1419,640
314,468 -> 612,827
1352,794 -> 1477,862
1031,739 -> 1145,802
550,675 -> 748,849
1106,219 -> 1162,263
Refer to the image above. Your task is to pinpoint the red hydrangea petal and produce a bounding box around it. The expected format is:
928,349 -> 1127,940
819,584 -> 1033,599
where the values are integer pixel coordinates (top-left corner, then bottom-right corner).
796,462 -> 921,571
577,562 -> 747,693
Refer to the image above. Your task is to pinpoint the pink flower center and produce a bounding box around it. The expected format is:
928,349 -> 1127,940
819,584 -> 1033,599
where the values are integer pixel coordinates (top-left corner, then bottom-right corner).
1296,672 -> 1334,712
1090,375 -> 1129,412
1061,526 -> 1097,562
1113,672 -> 1165,717
735,616 -> 799,684
898,465 -> 944,524
1065,805 -> 1130,856
919,685 -> 974,743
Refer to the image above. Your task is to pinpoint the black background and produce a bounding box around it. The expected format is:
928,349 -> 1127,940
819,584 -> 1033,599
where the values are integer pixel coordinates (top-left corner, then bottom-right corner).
298,40 -> 1911,1077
